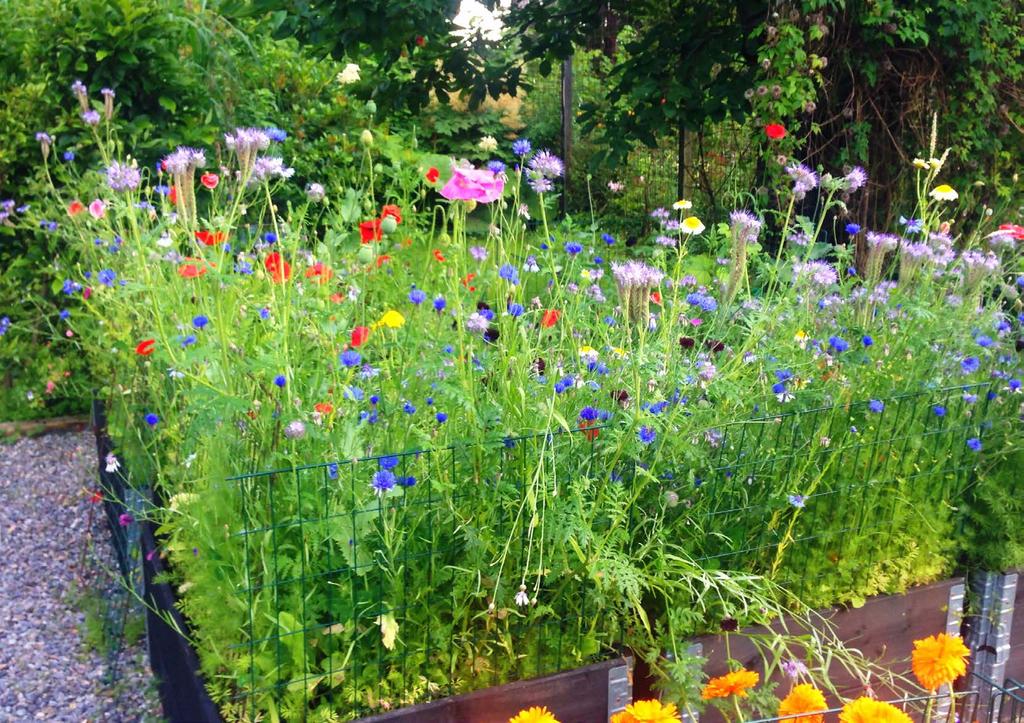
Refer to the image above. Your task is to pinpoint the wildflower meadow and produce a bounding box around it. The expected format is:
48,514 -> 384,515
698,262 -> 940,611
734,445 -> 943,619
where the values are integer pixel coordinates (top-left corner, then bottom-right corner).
1,3 -> 1022,722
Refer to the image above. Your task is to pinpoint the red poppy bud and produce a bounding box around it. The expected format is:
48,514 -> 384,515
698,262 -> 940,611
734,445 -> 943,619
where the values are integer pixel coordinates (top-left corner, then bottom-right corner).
764,123 -> 787,140
136,339 -> 156,356
264,252 -> 292,283
200,173 -> 219,189
67,200 -> 85,216
425,167 -> 440,183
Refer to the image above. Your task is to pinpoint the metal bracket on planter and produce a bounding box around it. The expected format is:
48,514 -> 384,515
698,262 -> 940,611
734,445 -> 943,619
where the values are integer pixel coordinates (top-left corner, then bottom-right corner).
964,571 -> 1019,714
935,582 -> 967,720
608,656 -> 633,720
679,644 -> 703,723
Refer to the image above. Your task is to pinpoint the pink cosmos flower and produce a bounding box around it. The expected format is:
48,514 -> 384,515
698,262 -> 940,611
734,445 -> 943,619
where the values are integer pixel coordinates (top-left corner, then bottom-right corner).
439,164 -> 504,203
88,199 -> 107,219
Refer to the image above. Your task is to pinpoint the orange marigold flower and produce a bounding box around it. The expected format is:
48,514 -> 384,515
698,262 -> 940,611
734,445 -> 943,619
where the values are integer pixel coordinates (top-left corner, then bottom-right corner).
911,632 -> 969,692
610,699 -> 681,723
508,706 -> 559,723
838,697 -> 912,723
701,669 -> 759,700
778,684 -> 826,723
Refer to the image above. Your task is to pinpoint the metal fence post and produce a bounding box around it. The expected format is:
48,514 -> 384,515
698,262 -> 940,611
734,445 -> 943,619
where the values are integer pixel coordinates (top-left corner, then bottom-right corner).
963,571 -> 1019,715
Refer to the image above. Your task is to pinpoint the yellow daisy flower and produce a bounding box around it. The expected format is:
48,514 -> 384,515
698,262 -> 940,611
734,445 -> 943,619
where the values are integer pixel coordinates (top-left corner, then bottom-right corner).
680,216 -> 705,235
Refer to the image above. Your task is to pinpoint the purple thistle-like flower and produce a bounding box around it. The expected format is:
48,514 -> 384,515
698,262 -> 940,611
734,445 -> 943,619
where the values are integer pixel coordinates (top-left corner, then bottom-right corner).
81,110 -> 101,126
529,176 -> 553,194
785,163 -> 819,198
528,150 -> 564,178
792,260 -> 838,288
469,245 -> 488,262
163,147 -> 206,175
611,260 -> 664,288
306,183 -> 325,202
655,235 -> 677,247
729,210 -> 762,245
106,162 -> 141,192
843,166 -> 867,192
865,231 -> 900,251
251,156 -> 295,182
224,127 -> 271,153
466,312 -> 490,334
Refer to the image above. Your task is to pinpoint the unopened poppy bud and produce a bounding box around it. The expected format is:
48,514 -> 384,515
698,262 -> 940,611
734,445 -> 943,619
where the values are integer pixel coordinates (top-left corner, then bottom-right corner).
360,129 -> 374,147
357,245 -> 376,264
381,216 -> 398,234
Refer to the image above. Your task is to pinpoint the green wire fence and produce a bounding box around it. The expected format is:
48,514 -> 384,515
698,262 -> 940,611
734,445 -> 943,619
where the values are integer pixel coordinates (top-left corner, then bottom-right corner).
225,382 -> 1014,719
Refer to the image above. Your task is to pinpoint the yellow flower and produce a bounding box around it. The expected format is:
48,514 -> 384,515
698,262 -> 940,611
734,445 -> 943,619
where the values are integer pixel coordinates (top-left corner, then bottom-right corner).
611,347 -> 627,357
838,697 -> 912,723
929,184 -> 958,201
672,199 -> 692,210
581,269 -> 592,280
578,345 -> 597,356
778,684 -> 826,723
912,158 -> 929,169
611,699 -> 681,723
681,216 -> 705,235
509,706 -> 559,723
377,310 -> 405,329
929,157 -> 944,170
701,669 -> 759,700
911,632 -> 969,691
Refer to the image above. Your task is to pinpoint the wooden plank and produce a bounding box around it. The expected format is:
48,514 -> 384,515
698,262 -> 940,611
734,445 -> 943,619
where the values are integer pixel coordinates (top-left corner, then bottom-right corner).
660,579 -> 962,721
0,414 -> 90,438
357,657 -> 628,723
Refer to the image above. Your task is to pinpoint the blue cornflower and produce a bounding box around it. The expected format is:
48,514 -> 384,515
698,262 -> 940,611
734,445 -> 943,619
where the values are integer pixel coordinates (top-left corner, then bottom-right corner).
487,160 -> 506,174
976,335 -> 994,348
554,375 -> 575,394
398,475 -> 416,487
371,470 -> 397,494
479,308 -> 495,321
180,334 -> 197,348
63,150 -> 75,162
59,309 -> 70,320
369,395 -> 380,406
862,335 -> 873,347
498,264 -> 519,284
967,437 -> 982,452
235,261 -> 254,275
594,256 -> 604,264
771,382 -> 787,394
788,494 -> 806,508
433,296 -> 447,312
274,374 -> 287,388
507,302 -> 524,317
61,279 -> 81,296
426,396 -> 434,405
868,399 -> 884,413
379,456 -> 399,470
409,288 -> 427,305
512,138 -> 531,156
601,233 -> 615,245
579,406 -> 599,422
263,232 -> 278,244
565,241 -> 583,255
638,426 -> 656,444
327,463 -> 338,480
443,344 -> 454,354
259,307 -> 271,320
144,413 -> 159,427
435,411 -> 448,424
1010,379 -> 1022,392
340,350 -> 361,368
403,401 -> 416,414
961,356 -> 981,374
899,216 -> 923,234
845,223 -> 861,235
828,336 -> 849,353
97,269 -> 116,287
604,316 -> 616,326
192,315 -> 209,329
933,405 -> 946,417
775,369 -> 793,382
265,127 -> 287,142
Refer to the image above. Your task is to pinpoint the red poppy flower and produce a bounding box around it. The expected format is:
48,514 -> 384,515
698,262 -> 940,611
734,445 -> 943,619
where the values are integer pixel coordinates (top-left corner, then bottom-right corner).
998,224 -> 1024,240
381,204 -> 402,224
578,419 -> 599,441
314,402 -> 334,414
541,309 -> 560,328
305,262 -> 334,283
169,186 -> 177,204
433,249 -> 446,262
329,292 -> 344,303
415,35 -> 426,47
461,273 -> 476,292
360,219 -> 383,244
200,173 -> 219,189
375,254 -> 391,268
650,290 -> 662,305
136,339 -> 156,356
351,326 -> 370,347
90,489 -> 103,504
425,167 -> 440,183
195,230 -> 226,246
178,258 -> 212,278
265,252 -> 292,283
67,200 -> 85,216
765,123 -> 787,140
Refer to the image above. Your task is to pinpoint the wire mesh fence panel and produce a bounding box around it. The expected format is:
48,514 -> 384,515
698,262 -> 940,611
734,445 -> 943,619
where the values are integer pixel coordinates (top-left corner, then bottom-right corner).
224,382 -> 1014,718
229,426 -> 622,719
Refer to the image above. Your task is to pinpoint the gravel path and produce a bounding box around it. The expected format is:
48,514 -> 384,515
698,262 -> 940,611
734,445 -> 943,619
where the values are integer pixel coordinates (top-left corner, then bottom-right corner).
0,431 -> 162,722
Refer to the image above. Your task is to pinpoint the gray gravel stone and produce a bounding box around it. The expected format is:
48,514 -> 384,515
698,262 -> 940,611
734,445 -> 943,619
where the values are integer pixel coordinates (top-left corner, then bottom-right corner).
0,431 -> 162,722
